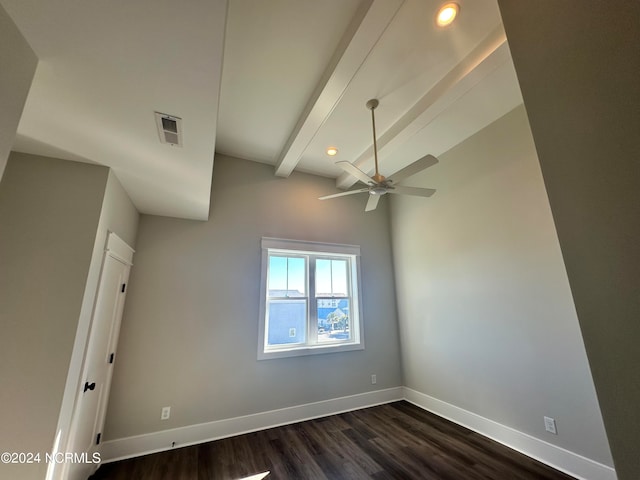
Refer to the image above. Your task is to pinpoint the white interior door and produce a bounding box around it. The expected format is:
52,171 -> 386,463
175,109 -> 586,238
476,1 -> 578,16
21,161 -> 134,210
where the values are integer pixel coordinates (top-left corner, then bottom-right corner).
65,232 -> 133,480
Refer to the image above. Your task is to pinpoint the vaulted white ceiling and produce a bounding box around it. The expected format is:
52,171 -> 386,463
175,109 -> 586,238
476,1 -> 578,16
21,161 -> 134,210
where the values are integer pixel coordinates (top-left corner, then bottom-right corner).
2,0 -> 523,220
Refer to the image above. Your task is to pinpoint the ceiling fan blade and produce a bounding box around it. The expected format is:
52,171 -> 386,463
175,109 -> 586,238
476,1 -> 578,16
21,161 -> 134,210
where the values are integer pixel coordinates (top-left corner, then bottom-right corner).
388,186 -> 436,197
387,154 -> 438,184
336,161 -> 375,185
365,194 -> 380,212
319,187 -> 370,200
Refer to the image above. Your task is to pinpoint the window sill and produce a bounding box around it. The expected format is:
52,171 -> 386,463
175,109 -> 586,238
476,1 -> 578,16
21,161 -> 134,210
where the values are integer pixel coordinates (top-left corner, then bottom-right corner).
258,341 -> 364,360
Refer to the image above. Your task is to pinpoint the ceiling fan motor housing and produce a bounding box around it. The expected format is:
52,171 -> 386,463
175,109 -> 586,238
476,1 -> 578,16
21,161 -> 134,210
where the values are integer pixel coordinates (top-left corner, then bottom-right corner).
366,99 -> 379,110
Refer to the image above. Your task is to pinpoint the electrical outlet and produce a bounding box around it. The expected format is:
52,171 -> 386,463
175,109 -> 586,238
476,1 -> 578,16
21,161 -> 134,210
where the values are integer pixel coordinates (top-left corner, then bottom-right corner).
161,406 -> 171,420
371,374 -> 377,385
544,416 -> 557,434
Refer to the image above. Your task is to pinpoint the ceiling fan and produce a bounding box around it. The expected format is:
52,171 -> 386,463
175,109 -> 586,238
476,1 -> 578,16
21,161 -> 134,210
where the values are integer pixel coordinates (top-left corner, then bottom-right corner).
319,99 -> 438,212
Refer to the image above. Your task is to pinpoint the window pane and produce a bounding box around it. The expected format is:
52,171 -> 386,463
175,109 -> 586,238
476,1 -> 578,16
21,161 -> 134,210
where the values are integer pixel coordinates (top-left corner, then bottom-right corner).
315,258 -> 348,296
317,298 -> 351,343
331,259 -> 348,296
288,257 -> 305,296
315,259 -> 331,296
269,255 -> 306,296
267,300 -> 307,346
268,256 -> 287,291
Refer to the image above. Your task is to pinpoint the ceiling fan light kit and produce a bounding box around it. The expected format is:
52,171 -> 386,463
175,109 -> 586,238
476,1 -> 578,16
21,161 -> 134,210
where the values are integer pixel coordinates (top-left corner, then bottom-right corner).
319,99 -> 438,211
369,185 -> 388,196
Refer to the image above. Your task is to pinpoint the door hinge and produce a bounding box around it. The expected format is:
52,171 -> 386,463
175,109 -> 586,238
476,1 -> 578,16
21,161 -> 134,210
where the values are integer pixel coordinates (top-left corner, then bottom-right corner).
109,352 -> 115,364
121,283 -> 126,293
96,433 -> 101,445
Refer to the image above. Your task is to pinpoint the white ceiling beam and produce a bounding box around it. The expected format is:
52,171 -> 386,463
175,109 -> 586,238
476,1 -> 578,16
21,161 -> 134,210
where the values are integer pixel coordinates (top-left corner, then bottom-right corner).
336,24 -> 508,189
274,0 -> 404,178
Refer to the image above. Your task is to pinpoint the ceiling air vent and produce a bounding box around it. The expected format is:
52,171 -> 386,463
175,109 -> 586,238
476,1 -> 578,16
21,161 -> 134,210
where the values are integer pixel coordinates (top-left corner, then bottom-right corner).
155,112 -> 183,147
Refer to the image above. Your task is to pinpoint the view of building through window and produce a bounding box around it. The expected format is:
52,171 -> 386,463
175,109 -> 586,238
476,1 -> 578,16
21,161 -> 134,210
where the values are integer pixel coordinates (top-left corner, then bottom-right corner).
266,255 -> 352,346
259,238 -> 362,359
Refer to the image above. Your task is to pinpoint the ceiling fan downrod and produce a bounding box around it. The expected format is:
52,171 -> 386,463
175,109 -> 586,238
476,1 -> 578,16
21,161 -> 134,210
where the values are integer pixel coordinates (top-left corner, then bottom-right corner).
366,99 -> 385,184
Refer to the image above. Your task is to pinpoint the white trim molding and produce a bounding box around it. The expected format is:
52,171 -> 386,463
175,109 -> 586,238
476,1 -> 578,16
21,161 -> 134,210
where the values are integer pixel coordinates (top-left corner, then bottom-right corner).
101,387 -> 403,463
101,385 -> 615,480
403,387 -> 617,480
257,237 -> 364,360
105,231 -> 135,266
261,237 -> 361,256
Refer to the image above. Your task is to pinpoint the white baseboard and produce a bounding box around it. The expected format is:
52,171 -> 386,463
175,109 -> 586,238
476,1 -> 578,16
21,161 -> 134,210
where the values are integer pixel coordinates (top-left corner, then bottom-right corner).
403,387 -> 617,480
102,385 -> 616,480
101,387 -> 403,463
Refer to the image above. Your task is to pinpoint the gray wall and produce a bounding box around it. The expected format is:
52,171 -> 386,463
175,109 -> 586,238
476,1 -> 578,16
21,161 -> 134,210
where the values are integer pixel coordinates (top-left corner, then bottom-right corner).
498,2 -> 640,478
100,170 -> 139,247
104,154 -> 402,440
0,5 -> 37,180
0,152 -> 108,480
390,106 -> 613,466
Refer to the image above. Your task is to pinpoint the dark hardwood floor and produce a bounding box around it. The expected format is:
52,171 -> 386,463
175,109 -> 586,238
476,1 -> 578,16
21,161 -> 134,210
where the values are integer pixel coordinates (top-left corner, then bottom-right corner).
91,401 -> 575,480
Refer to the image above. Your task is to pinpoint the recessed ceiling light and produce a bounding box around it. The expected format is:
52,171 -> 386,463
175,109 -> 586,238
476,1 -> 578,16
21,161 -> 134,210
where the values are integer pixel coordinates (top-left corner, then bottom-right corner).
326,146 -> 338,156
436,3 -> 459,27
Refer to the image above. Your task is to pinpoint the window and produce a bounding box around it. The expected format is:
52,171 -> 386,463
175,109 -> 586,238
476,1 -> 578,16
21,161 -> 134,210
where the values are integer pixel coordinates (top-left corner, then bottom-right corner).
258,238 -> 363,360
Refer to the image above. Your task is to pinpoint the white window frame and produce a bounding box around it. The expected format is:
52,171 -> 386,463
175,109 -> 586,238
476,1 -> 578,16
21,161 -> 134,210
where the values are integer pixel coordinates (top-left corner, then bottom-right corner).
258,237 -> 364,360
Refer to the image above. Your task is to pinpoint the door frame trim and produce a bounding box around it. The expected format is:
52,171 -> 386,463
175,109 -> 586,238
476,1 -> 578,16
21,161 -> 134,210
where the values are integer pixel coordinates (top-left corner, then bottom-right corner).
47,230 -> 134,480
105,231 -> 135,266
